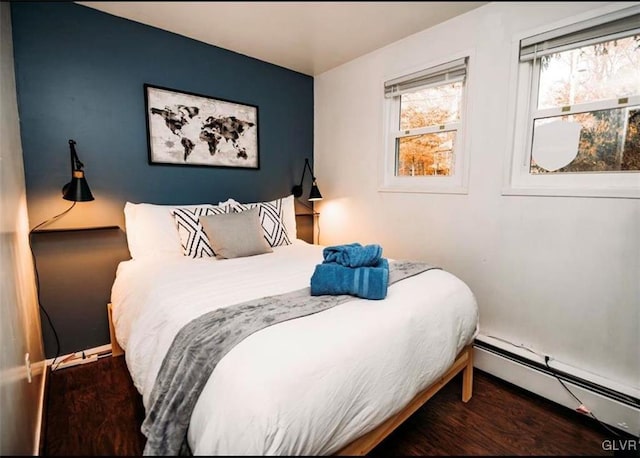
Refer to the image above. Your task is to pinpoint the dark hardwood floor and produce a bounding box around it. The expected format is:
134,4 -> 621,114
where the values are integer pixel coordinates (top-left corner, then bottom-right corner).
43,355 -> 628,456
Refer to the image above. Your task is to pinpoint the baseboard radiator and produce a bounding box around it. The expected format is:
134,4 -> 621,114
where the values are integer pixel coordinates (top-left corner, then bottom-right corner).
473,335 -> 640,438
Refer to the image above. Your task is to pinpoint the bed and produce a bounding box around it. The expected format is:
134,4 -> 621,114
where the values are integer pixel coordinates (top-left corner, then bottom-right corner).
108,195 -> 479,456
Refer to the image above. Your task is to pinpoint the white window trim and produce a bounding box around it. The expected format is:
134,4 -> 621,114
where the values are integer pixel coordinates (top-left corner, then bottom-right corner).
379,50 -> 473,195
503,3 -> 640,199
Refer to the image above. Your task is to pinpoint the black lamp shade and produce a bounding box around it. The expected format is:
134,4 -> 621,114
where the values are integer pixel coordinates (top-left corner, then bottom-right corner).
309,182 -> 323,201
62,170 -> 94,202
292,158 -> 323,201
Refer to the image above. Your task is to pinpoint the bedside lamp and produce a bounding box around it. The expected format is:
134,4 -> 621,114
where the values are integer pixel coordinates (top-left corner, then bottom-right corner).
292,158 -> 323,201
292,158 -> 322,245
30,138 -> 97,370
62,139 -> 94,202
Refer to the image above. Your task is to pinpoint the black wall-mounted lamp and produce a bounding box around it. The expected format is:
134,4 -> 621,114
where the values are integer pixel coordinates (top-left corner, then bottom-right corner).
62,139 -> 94,202
29,138 -> 98,368
292,158 -> 322,201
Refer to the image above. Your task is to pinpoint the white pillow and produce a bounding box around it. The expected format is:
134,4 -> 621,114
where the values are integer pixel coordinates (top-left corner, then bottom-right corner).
230,200 -> 291,247
219,194 -> 297,240
171,205 -> 231,258
124,201 -> 225,259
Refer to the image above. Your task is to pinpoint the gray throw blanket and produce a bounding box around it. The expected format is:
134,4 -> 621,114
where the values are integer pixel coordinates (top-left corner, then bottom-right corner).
142,260 -> 439,456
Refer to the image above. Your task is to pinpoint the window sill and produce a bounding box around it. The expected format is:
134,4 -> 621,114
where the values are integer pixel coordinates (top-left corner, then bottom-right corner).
378,185 -> 468,195
501,186 -> 640,199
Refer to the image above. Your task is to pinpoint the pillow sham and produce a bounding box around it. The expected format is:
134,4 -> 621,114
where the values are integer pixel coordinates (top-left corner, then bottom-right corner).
171,205 -> 230,258
124,201 -> 214,259
200,207 -> 273,259
231,199 -> 291,247
220,194 -> 297,241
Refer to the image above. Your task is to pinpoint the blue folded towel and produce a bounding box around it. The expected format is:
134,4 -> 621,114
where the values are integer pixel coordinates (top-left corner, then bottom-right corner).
310,258 -> 389,300
322,243 -> 383,268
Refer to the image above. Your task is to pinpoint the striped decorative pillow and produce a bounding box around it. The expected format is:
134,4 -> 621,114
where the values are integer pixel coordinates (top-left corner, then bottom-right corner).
231,199 -> 291,247
171,205 -> 230,258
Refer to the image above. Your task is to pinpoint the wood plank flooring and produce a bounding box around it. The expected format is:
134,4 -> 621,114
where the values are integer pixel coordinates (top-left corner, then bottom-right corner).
43,354 -> 626,456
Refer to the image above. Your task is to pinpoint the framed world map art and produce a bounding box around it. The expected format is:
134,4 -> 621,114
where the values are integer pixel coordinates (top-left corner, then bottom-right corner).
144,84 -> 259,169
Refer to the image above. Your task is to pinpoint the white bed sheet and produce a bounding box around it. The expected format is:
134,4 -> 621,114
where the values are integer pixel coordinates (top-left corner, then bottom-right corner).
110,241 -> 479,455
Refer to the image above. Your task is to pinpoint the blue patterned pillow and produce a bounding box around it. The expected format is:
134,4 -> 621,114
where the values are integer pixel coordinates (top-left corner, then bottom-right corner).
171,205 -> 230,258
231,199 -> 291,247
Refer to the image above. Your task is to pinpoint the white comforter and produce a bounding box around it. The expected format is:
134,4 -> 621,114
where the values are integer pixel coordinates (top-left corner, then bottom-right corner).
110,241 -> 478,455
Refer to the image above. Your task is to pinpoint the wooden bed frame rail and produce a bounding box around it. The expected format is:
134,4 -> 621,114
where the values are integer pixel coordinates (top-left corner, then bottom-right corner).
107,303 -> 124,357
335,345 -> 474,456
107,302 -> 473,456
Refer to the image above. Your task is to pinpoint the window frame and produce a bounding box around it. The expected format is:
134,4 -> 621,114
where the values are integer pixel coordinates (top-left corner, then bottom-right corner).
504,4 -> 640,199
379,52 -> 473,195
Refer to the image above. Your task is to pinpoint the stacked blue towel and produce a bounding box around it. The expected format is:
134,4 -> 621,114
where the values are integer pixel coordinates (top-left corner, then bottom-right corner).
310,258 -> 389,300
311,243 -> 389,300
322,242 -> 382,267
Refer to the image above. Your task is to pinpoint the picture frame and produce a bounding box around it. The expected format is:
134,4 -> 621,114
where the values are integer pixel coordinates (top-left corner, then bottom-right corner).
144,84 -> 259,169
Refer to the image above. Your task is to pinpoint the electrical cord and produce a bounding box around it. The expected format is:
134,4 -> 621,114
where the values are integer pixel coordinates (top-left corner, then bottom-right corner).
486,335 -> 637,406
487,334 -> 547,358
28,202 -> 76,371
486,334 -> 624,438
543,355 -> 623,438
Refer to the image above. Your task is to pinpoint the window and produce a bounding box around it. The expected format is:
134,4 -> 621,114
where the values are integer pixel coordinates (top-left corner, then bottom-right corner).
381,57 -> 470,193
506,5 -> 640,198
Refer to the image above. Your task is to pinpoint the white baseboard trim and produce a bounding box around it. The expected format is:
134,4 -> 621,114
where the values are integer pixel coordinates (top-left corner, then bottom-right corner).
45,343 -> 112,370
33,360 -> 47,456
473,343 -> 640,437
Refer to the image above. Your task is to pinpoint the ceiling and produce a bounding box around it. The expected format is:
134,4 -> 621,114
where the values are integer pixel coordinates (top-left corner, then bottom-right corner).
78,1 -> 487,75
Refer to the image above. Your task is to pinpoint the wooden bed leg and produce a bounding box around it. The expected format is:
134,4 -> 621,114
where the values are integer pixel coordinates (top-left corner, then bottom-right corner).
462,345 -> 474,402
107,303 -> 124,357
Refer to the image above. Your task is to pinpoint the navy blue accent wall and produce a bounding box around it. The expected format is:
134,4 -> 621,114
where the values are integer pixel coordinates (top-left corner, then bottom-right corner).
11,2 -> 313,358
12,2 -> 313,210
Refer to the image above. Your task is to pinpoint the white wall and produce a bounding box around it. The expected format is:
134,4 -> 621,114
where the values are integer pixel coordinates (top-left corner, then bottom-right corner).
0,2 -> 47,454
315,1 -> 639,398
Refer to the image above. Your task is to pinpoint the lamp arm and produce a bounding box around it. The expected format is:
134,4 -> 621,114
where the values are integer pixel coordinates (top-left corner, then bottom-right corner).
68,139 -> 84,172
298,158 -> 312,187
305,159 -> 317,183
